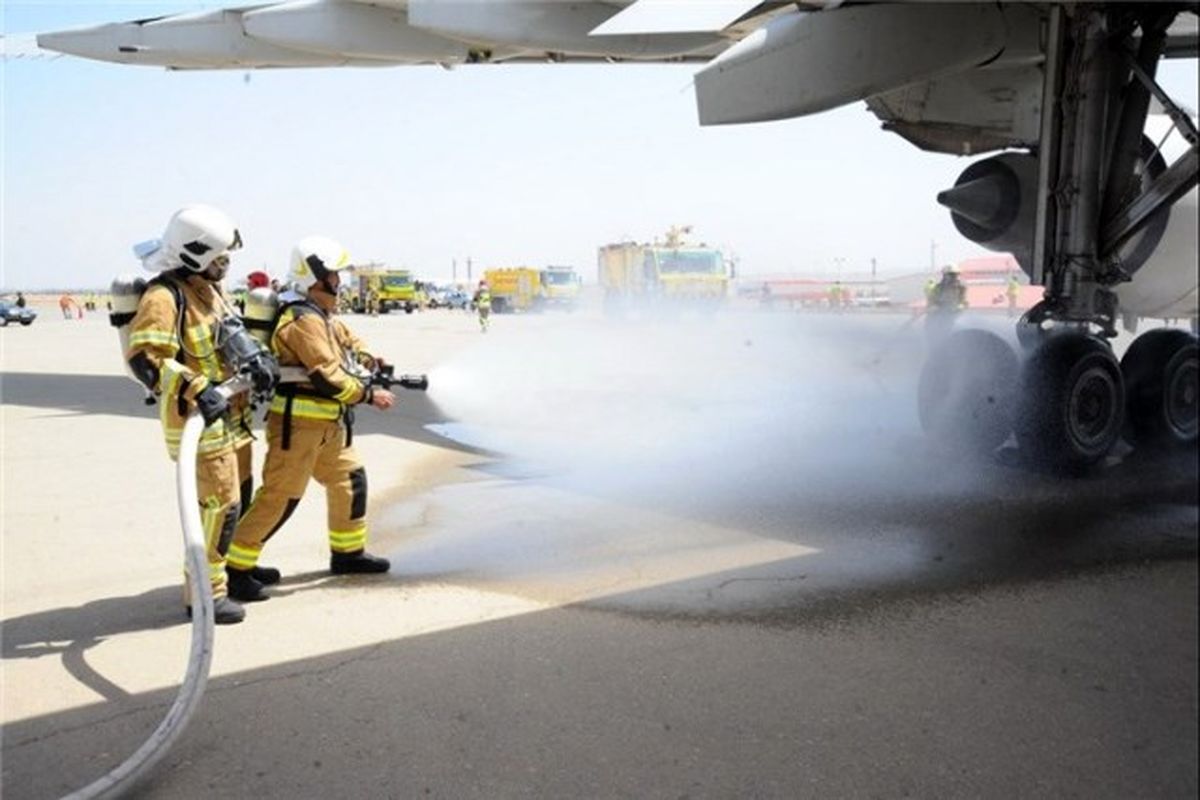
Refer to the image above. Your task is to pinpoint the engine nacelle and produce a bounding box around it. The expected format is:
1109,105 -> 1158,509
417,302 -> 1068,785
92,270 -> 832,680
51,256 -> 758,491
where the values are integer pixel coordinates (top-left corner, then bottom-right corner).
940,129 -> 1196,322
938,152 -> 1038,268
940,139 -> 1172,281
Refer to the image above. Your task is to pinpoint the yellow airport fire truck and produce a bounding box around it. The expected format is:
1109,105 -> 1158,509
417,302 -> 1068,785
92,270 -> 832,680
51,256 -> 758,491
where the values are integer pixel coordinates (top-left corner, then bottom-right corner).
482,267 -> 543,313
598,225 -> 728,314
349,266 -> 418,314
539,265 -> 581,310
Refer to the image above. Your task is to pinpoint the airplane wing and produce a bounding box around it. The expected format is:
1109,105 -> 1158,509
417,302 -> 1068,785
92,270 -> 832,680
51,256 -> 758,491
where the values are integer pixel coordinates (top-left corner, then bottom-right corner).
693,3 -> 1197,153
33,0 -> 754,69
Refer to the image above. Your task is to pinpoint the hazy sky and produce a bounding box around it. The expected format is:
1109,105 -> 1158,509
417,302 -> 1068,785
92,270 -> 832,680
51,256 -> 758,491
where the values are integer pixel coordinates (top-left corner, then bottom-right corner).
3,2 -> 1197,290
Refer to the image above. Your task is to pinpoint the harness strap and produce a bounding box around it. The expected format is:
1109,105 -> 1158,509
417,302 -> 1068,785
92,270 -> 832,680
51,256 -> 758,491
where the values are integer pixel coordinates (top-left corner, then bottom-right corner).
276,384 -> 346,451
282,392 -> 294,451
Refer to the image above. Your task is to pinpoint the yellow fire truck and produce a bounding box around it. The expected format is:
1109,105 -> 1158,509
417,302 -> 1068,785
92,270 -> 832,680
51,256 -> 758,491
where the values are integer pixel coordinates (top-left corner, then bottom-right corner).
349,266 -> 417,314
539,265 -> 582,310
598,226 -> 728,314
482,267 -> 543,313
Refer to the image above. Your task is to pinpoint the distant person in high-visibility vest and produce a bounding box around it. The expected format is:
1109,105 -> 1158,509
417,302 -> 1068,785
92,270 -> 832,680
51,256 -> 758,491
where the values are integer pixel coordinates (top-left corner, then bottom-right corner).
474,280 -> 492,332
1006,273 -> 1021,317
828,281 -> 845,312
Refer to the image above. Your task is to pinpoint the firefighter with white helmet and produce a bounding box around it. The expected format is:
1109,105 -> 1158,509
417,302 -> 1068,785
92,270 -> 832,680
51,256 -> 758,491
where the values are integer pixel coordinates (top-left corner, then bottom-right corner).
931,264 -> 968,310
227,236 -> 395,600
126,205 -> 277,625
926,263 -> 969,343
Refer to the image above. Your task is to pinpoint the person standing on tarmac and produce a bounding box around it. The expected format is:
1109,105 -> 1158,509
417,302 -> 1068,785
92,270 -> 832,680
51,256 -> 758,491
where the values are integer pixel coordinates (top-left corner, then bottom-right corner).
925,264 -> 969,343
473,280 -> 491,332
1006,272 -> 1021,317
226,236 -> 395,603
126,205 -> 277,625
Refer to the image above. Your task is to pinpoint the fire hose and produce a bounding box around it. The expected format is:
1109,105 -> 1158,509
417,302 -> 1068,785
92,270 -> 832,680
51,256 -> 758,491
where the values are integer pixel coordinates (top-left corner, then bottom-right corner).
61,375 -> 256,800
62,358 -> 428,799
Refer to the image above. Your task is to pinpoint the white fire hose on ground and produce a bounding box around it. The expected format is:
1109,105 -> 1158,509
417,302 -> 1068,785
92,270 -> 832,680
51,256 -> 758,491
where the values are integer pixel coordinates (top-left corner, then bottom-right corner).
60,346 -> 429,798
63,376 -> 251,800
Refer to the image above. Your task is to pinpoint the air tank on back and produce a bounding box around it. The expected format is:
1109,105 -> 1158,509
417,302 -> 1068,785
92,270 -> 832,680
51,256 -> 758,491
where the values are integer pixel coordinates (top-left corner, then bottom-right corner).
110,274 -> 148,382
242,287 -> 279,347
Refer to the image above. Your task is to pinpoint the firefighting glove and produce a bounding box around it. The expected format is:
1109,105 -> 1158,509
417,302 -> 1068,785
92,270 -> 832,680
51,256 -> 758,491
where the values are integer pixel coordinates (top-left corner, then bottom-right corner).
195,385 -> 229,426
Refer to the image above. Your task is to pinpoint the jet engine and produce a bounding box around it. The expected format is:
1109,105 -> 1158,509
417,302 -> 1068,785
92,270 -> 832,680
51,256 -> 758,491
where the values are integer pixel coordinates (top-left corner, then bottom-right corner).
938,133 -> 1187,318
937,152 -> 1038,268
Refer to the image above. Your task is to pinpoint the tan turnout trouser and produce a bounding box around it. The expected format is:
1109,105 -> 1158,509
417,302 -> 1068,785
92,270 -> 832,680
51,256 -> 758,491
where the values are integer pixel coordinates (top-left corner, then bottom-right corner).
228,413 -> 369,571
191,448 -> 239,601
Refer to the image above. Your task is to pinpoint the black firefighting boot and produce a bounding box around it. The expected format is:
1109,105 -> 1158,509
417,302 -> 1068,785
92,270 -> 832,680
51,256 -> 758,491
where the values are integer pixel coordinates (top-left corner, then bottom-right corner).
226,567 -> 271,602
187,597 -> 246,625
251,566 -> 282,585
329,550 -> 391,575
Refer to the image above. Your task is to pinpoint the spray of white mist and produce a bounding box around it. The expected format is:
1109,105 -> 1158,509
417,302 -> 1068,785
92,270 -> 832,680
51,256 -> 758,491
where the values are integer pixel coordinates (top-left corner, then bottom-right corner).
423,309 -> 983,511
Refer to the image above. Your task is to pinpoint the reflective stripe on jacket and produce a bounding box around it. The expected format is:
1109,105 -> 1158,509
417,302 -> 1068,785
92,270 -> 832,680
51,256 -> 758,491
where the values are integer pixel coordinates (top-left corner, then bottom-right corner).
267,300 -> 371,422
126,273 -> 239,459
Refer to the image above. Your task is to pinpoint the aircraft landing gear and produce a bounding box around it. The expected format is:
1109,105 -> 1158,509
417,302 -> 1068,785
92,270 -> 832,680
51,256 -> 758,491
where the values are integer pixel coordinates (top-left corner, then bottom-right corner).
1121,328 -> 1199,447
1014,332 -> 1125,472
917,329 -> 1018,457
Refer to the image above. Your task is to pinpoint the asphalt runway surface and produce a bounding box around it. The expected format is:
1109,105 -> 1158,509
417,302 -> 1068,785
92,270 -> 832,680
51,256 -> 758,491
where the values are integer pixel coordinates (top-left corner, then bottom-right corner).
3,307 -> 1196,799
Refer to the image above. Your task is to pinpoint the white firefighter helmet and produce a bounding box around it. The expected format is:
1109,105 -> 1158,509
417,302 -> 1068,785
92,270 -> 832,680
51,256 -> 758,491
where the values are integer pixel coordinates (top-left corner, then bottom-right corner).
942,263 -> 961,275
289,235 -> 351,290
161,205 -> 242,273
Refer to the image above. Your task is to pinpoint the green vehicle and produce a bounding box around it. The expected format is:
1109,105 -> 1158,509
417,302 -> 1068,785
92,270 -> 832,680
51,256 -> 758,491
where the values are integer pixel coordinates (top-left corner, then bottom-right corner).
352,268 -> 417,314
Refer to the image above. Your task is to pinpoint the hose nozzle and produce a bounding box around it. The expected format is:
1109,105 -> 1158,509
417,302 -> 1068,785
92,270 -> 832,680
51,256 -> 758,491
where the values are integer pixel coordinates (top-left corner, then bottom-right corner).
371,364 -> 428,391
397,374 -> 428,391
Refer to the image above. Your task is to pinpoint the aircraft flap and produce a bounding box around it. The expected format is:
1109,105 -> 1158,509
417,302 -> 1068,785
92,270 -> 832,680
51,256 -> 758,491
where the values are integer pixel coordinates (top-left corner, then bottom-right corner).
590,0 -> 761,35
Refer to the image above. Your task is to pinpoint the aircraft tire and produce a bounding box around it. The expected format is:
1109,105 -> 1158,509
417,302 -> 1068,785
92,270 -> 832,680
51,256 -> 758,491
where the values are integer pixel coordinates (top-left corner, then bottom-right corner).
1015,332 -> 1124,472
917,328 -> 1017,457
1121,328 -> 1198,447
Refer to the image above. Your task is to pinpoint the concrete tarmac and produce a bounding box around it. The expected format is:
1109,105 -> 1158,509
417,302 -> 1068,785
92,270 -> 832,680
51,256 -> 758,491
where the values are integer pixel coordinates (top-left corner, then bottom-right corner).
2,305 -> 1196,799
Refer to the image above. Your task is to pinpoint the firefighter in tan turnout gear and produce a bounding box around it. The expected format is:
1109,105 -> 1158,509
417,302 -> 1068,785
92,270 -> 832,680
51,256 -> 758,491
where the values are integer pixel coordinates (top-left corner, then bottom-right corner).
227,236 -> 395,602
126,205 -> 278,625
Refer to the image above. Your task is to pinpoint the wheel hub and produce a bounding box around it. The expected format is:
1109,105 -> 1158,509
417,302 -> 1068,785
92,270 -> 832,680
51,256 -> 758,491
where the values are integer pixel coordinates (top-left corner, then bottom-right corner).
1166,359 -> 1198,437
1068,365 -> 1119,449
